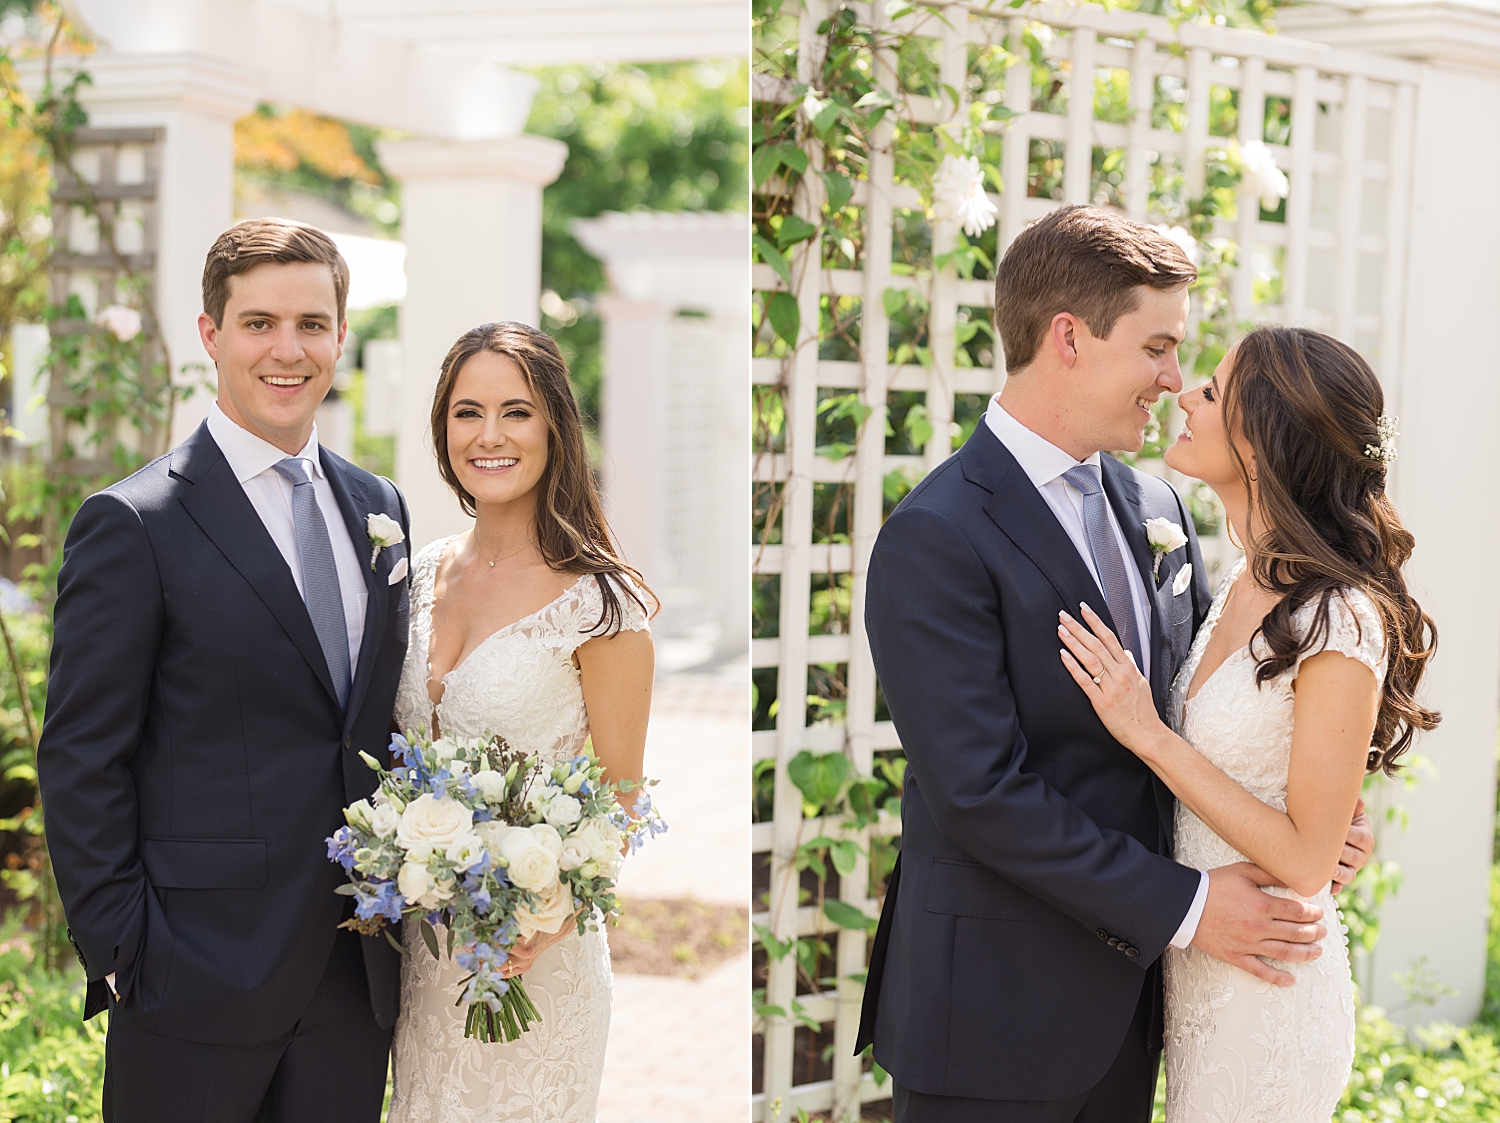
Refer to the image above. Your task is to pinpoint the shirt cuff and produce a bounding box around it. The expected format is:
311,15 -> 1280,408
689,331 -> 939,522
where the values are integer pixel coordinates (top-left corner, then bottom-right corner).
1169,870 -> 1211,949
105,972 -> 118,998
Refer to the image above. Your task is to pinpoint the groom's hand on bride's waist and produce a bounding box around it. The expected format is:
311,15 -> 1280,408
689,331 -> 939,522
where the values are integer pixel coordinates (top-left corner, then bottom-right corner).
1190,863 -> 1327,987
1330,797 -> 1374,896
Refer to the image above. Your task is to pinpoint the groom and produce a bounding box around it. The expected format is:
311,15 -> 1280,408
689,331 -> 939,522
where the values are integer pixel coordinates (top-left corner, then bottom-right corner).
38,218 -> 410,1122
857,205 -> 1372,1121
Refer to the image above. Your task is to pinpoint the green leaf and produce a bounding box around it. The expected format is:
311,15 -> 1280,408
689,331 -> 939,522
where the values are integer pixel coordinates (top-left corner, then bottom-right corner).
776,214 -> 819,250
904,402 -> 934,449
787,749 -> 851,809
882,287 -> 907,318
752,144 -> 783,188
830,839 -> 859,877
779,144 -> 809,177
753,232 -> 792,289
756,1003 -> 787,1018
812,100 -> 842,136
821,170 -> 853,213
420,917 -> 441,961
334,883 -> 357,896
766,291 -> 801,348
385,927 -> 407,954
824,898 -> 877,931
446,922 -> 456,959
754,924 -> 794,960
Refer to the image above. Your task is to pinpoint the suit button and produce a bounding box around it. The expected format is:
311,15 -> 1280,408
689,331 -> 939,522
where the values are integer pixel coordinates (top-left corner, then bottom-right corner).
1125,947 -> 1139,958
1106,937 -> 1118,947
1096,929 -> 1108,941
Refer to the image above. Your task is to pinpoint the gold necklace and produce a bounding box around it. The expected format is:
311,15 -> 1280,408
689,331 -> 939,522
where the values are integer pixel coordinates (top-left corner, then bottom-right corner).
477,541 -> 531,569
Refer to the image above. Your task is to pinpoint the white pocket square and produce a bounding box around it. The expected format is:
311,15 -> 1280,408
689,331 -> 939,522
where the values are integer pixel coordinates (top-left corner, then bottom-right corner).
387,556 -> 409,585
1172,563 -> 1193,596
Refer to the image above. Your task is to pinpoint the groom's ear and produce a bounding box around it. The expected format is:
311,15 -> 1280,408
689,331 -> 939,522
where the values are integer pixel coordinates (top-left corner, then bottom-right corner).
1049,312 -> 1081,368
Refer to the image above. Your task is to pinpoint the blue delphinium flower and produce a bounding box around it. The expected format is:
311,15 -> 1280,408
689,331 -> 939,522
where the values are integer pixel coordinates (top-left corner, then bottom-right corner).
355,879 -> 404,923
326,826 -> 359,870
470,888 -> 492,915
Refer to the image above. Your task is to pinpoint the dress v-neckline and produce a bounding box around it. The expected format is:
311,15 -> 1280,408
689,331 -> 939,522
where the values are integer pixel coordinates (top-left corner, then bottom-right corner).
1183,560 -> 1250,709
423,541 -> 589,708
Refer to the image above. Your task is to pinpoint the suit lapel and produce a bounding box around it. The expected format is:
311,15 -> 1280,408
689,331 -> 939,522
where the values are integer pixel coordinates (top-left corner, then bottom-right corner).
960,425 -> 1123,642
322,451 -> 389,736
172,425 -> 340,709
1099,456 -> 1181,840
1099,457 -> 1171,711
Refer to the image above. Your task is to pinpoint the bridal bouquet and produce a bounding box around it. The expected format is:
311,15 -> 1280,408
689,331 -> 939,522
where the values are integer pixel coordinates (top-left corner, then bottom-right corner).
326,730 -> 666,1043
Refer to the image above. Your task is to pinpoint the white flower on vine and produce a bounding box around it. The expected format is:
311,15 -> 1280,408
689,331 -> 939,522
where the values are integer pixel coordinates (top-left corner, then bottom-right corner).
1236,140 -> 1289,210
931,155 -> 998,238
96,305 -> 142,343
1152,223 -> 1200,266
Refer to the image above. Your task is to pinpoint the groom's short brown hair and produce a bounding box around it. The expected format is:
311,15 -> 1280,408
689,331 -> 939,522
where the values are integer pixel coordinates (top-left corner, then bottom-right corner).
994,205 -> 1197,372
202,217 -> 350,328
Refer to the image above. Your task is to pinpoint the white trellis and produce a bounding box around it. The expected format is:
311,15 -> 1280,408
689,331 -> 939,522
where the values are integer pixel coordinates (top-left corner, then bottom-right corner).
752,3 -> 1419,1118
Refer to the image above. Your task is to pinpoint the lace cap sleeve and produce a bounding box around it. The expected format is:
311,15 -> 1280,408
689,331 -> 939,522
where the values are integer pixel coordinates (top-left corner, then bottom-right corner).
410,537 -> 451,598
566,572 -> 653,648
1293,587 -> 1387,683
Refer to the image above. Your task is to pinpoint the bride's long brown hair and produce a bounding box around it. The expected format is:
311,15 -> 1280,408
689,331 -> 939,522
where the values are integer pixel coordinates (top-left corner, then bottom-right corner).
430,321 -> 656,635
1222,326 -> 1439,775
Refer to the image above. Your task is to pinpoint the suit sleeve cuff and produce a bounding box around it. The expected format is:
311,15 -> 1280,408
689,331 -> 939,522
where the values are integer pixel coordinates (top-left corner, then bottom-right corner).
1169,870 -> 1210,949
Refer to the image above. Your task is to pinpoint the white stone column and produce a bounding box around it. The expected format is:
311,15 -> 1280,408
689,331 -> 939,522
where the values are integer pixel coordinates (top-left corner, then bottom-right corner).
376,136 -> 568,554
595,295 -> 672,583
573,212 -> 750,662
1279,0 -> 1500,1025
20,53 -> 260,446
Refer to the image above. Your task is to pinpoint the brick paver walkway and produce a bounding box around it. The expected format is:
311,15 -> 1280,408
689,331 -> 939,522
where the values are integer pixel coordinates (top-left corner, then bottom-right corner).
597,660 -> 750,1122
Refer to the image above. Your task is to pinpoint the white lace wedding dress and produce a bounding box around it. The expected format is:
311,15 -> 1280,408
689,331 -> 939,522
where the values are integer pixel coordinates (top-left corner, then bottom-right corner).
1163,560 -> 1378,1122
388,538 -> 650,1123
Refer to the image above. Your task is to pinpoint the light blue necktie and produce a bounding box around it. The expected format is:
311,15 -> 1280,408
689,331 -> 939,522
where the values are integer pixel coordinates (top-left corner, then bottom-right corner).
1061,464 -> 1144,671
273,457 -> 351,710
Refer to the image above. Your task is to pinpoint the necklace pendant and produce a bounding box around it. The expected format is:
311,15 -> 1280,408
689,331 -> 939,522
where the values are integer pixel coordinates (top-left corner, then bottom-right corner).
489,560 -> 495,567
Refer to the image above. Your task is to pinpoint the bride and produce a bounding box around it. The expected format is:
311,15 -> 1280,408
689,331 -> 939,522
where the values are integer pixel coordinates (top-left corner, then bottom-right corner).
387,321 -> 655,1122
1057,326 -> 1438,1122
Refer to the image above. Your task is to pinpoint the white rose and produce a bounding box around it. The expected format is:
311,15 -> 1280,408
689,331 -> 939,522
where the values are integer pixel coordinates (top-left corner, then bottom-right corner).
366,511 -> 405,547
559,836 -> 592,871
499,833 -> 560,893
575,817 -> 623,863
542,794 -> 582,829
514,881 -> 575,941
395,793 -> 473,850
474,820 -> 507,855
471,770 -> 508,802
430,738 -> 461,763
1143,517 -> 1188,555
405,841 -> 433,865
1237,139 -> 1290,210
523,784 -> 555,823
397,861 -> 451,908
446,832 -> 485,873
96,304 -> 142,343
344,799 -> 374,832
528,823 -> 564,858
370,801 -> 400,838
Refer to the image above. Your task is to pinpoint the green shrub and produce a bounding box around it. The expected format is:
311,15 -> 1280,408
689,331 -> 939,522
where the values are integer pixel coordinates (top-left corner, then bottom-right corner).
0,927 -> 104,1123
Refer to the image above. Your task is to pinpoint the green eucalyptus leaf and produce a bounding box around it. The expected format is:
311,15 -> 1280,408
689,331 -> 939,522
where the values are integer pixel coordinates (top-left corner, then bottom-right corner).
420,917 -> 441,961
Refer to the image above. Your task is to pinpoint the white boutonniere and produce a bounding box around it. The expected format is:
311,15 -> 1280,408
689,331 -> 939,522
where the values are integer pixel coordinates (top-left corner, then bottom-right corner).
1143,517 -> 1188,580
366,512 -> 405,571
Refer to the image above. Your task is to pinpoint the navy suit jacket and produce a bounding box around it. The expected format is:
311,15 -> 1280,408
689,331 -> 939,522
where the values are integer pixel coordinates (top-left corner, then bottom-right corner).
856,422 -> 1212,1101
38,421 -> 411,1043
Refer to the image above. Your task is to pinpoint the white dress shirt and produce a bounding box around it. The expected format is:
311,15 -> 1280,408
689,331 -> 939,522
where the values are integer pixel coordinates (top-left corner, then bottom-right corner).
206,403 -> 368,678
984,397 -> 1209,949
